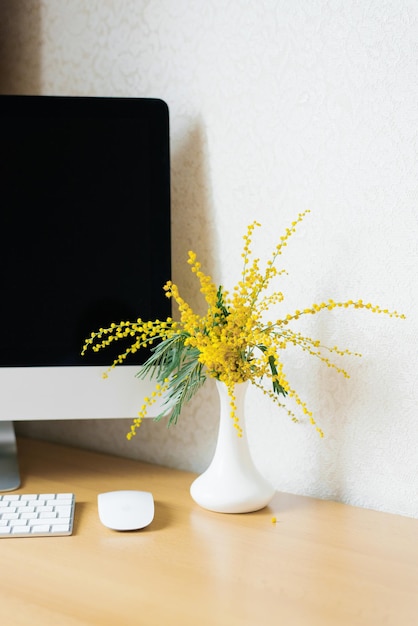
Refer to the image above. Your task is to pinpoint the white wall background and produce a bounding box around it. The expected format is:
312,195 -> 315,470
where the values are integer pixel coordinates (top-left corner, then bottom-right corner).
2,0 -> 417,518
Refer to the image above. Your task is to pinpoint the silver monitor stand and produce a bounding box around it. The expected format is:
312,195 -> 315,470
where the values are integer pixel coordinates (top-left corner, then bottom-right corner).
0,421 -> 21,491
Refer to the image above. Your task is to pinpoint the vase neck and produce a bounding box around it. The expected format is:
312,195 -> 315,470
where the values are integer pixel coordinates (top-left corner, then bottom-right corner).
215,380 -> 249,438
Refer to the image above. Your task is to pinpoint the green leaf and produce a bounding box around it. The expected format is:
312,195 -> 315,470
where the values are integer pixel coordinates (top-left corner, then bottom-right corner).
257,345 -> 287,398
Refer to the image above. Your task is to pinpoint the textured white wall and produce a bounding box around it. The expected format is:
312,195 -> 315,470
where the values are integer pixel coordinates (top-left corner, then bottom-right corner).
3,0 -> 417,517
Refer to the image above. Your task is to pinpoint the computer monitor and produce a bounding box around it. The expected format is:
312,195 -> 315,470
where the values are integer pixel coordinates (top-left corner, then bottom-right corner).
0,95 -> 171,490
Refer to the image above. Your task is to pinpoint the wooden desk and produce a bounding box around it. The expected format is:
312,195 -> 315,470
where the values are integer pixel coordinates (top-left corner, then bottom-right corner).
1,438 -> 417,626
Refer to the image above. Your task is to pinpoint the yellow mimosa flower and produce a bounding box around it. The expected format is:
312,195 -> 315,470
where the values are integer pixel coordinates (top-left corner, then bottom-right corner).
82,211 -> 405,439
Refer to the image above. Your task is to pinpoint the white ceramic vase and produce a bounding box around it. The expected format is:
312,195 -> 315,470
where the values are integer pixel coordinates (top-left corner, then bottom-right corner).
190,380 -> 275,513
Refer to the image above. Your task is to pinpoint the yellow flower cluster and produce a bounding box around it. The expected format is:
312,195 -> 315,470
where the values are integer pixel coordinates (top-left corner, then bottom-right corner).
82,317 -> 178,371
82,210 -> 405,440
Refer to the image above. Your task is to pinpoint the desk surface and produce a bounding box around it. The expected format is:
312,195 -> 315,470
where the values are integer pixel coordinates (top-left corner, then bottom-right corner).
0,438 -> 417,626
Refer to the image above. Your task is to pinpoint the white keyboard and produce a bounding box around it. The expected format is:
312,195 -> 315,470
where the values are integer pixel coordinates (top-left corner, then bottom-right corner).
0,493 -> 75,537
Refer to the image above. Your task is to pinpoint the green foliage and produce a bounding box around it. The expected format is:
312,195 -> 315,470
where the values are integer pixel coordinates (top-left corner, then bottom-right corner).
137,333 -> 206,425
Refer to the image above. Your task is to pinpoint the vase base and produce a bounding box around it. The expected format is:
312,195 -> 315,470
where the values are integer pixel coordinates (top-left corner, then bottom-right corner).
190,474 -> 275,514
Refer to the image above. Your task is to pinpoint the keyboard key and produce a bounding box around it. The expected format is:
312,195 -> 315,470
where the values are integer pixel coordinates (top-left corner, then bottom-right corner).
52,524 -> 71,533
31,525 -> 51,534
12,526 -> 30,535
2,512 -> 19,520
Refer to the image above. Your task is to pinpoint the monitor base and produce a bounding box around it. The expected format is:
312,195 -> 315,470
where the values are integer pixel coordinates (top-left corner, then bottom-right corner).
0,421 -> 21,491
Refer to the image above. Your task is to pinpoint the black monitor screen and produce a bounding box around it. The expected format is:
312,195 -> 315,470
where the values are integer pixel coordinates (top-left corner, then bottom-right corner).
0,95 -> 171,366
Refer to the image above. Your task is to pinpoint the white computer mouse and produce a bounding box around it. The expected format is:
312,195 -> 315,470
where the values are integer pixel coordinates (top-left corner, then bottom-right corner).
98,490 -> 154,531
